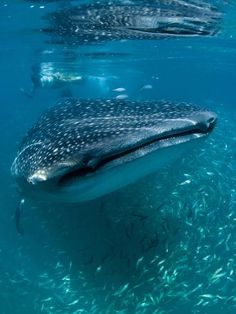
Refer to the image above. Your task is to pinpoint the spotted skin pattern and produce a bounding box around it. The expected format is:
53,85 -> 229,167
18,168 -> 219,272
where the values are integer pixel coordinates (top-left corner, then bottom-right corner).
45,2 -> 222,44
11,99 -> 215,185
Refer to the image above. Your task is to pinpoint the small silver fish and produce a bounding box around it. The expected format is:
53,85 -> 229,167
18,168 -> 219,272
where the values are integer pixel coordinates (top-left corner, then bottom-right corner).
115,94 -> 128,100
113,87 -> 126,92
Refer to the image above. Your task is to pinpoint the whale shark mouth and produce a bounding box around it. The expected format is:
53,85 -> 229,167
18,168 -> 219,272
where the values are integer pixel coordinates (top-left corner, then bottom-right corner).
58,115 -> 216,186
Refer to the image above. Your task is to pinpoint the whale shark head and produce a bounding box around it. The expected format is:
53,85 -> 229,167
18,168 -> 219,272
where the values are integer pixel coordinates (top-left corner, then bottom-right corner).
11,99 -> 216,203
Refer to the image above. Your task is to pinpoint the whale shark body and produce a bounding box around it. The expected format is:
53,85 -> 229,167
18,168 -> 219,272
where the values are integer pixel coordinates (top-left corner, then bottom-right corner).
45,2 -> 222,45
11,99 -> 216,203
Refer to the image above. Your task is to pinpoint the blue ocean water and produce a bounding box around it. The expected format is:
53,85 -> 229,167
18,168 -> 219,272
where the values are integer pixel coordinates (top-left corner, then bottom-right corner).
1,1 -> 236,313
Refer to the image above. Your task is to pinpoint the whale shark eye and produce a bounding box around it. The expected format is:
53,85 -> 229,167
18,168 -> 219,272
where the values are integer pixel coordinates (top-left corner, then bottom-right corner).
208,117 -> 216,125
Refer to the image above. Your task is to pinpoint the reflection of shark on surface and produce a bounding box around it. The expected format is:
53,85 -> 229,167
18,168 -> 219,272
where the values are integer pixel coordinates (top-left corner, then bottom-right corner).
44,1 -> 222,45
11,98 -> 216,203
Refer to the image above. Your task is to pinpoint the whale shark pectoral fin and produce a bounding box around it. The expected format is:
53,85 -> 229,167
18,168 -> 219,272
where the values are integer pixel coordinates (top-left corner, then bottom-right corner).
15,199 -> 25,236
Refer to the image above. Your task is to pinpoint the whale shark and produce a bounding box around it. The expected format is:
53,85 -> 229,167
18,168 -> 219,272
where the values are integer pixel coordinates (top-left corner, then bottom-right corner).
44,1 -> 222,45
11,99 -> 216,203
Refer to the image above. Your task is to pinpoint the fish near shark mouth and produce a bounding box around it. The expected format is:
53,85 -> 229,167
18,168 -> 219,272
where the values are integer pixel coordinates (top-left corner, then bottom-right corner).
58,113 -> 217,186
